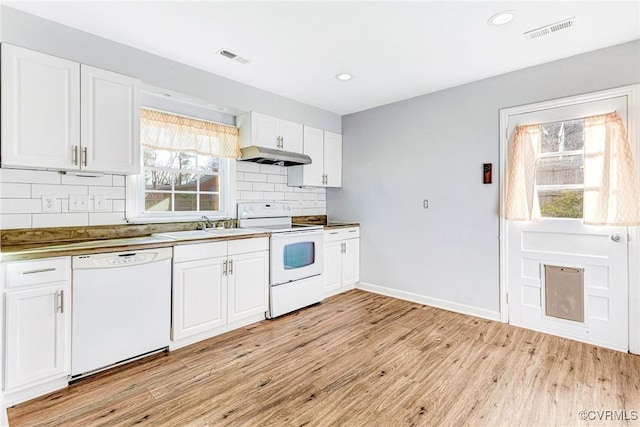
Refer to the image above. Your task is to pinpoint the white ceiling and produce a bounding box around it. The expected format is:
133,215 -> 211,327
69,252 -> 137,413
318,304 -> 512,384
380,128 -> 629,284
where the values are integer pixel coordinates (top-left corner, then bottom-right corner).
5,1 -> 640,115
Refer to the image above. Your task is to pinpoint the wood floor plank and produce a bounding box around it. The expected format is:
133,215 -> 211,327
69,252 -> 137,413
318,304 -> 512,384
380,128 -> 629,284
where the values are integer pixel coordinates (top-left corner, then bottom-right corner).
8,290 -> 640,427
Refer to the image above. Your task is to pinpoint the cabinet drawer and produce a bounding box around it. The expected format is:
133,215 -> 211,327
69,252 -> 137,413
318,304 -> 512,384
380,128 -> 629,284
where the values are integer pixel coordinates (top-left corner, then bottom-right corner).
228,237 -> 269,256
174,241 -> 227,263
342,227 -> 360,239
3,257 -> 71,289
324,227 -> 359,242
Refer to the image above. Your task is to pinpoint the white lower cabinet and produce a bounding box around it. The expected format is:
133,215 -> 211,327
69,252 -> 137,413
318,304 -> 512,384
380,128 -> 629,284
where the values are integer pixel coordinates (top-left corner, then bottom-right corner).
2,257 -> 71,398
171,237 -> 269,344
323,227 -> 360,297
172,256 -> 227,340
227,251 -> 270,323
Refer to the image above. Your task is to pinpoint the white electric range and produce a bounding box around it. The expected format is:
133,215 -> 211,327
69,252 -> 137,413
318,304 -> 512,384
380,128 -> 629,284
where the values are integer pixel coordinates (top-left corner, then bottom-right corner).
237,202 -> 324,318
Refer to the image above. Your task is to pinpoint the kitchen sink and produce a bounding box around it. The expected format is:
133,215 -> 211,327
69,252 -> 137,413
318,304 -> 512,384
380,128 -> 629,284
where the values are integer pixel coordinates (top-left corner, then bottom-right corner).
152,228 -> 265,241
205,228 -> 264,236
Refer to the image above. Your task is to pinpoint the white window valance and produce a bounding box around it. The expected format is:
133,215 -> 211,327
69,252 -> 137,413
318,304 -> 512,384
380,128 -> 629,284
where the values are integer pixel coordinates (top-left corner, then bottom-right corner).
140,108 -> 241,159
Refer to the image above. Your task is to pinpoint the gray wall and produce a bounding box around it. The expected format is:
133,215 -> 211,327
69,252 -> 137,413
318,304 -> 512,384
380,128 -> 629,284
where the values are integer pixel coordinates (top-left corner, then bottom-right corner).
0,6 -> 340,133
330,40 -> 640,315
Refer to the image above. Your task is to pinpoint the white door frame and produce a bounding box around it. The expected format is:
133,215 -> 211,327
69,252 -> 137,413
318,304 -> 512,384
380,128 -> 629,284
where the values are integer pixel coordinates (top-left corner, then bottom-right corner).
499,84 -> 640,353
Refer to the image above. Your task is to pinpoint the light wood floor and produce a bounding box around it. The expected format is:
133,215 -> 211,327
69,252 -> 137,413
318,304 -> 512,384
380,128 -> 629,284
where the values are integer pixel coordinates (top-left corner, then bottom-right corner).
9,290 -> 640,426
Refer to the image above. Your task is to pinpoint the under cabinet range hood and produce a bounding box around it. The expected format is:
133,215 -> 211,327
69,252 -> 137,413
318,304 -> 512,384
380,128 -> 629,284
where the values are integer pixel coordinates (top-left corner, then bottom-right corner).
239,146 -> 311,166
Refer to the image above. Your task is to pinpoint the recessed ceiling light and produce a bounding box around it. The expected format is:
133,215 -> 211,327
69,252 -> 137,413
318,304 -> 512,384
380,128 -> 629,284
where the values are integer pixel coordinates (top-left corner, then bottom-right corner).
488,11 -> 515,26
335,73 -> 352,81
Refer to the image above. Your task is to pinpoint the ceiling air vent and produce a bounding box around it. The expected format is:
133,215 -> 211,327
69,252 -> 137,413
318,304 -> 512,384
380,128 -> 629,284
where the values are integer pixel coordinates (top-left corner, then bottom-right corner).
218,48 -> 250,65
524,17 -> 575,40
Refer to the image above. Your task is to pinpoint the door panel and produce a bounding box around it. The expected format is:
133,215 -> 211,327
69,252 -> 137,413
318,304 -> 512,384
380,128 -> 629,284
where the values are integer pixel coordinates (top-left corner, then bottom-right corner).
342,239 -> 360,286
5,286 -> 68,390
506,95 -> 630,351
323,241 -> 343,296
252,112 -> 279,149
323,132 -> 342,187
1,44 -> 80,170
280,119 -> 303,154
302,126 -> 325,186
508,220 -> 628,350
81,65 -> 140,174
227,251 -> 268,323
172,257 -> 226,340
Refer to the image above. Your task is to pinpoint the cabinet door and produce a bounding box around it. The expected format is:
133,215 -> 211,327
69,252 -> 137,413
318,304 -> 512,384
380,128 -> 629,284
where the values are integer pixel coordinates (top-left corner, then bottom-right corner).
342,238 -> 360,286
227,250 -> 269,323
5,285 -> 69,391
323,131 -> 343,187
172,257 -> 227,340
303,126 -> 325,186
81,65 -> 141,174
252,112 -> 279,150
1,44 -> 80,170
279,119 -> 304,154
323,241 -> 343,295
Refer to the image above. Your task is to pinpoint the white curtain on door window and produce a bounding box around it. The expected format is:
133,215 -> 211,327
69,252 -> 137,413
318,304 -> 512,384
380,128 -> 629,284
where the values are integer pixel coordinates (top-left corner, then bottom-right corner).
505,124 -> 542,221
583,112 -> 640,225
140,108 -> 241,159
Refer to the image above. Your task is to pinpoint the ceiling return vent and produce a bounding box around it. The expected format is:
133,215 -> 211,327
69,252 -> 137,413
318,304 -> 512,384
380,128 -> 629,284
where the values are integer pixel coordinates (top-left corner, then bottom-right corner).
217,48 -> 250,64
524,17 -> 576,39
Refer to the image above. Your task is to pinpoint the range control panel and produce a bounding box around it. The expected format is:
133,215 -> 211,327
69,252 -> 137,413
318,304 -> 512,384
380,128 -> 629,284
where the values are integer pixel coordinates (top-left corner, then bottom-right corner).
237,202 -> 292,219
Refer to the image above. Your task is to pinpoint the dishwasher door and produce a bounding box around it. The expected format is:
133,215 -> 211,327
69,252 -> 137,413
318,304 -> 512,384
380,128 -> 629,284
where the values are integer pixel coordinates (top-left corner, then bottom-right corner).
71,248 -> 172,377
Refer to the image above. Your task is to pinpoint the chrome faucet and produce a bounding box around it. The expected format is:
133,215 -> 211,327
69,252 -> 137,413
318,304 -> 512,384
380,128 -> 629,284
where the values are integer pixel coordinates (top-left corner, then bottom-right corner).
202,216 -> 215,228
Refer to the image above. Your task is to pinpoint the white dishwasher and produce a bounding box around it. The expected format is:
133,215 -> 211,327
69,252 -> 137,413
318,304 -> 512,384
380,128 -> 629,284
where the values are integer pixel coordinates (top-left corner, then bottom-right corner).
71,248 -> 172,378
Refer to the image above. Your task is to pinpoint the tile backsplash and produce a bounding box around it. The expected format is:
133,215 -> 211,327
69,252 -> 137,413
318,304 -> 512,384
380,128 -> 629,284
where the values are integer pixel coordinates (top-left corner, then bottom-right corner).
0,169 -> 127,230
0,163 -> 326,230
236,162 -> 326,217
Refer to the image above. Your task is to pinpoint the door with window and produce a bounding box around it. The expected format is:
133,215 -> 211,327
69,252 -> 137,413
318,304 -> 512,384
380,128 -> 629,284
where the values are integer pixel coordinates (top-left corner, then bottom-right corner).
503,92 -> 637,352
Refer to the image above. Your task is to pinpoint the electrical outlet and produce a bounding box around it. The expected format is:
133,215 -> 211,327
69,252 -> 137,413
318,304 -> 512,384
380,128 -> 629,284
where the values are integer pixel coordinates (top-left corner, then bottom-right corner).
42,195 -> 59,213
94,195 -> 108,211
69,194 -> 89,211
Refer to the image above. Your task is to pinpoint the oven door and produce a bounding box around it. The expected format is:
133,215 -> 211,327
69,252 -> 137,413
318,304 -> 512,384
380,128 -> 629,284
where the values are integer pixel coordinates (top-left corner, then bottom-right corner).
270,229 -> 324,286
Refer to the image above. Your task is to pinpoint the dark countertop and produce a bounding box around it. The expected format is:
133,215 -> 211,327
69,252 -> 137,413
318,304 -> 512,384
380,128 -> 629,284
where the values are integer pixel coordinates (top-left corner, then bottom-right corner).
0,231 -> 271,262
324,221 -> 360,230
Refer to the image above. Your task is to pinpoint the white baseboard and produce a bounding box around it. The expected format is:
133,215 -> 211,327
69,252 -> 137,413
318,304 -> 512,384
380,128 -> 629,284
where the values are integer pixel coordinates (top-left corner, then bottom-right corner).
356,282 -> 501,322
4,377 -> 69,407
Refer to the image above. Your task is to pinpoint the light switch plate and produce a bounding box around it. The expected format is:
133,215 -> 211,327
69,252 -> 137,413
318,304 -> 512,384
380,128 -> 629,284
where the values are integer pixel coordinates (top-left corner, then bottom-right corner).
42,195 -> 59,213
69,194 -> 89,211
94,195 -> 108,211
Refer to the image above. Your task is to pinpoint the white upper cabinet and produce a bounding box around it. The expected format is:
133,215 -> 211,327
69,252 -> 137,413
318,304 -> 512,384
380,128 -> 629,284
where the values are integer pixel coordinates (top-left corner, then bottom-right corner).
323,131 -> 343,187
238,112 -> 304,154
250,112 -> 280,149
1,44 -> 141,175
278,119 -> 304,154
287,127 -> 342,188
297,126 -> 325,187
1,44 -> 80,170
81,65 -> 140,174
